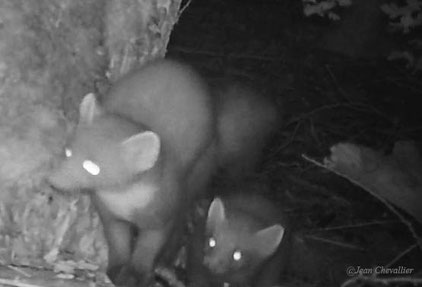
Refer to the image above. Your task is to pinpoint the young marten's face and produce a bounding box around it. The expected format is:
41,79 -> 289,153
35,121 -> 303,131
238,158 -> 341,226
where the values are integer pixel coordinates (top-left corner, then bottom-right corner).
203,198 -> 285,281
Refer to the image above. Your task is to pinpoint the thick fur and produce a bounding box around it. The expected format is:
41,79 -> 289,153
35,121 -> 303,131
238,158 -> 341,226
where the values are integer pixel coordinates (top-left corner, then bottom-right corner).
48,59 -> 280,286
213,81 -> 279,178
187,181 -> 290,287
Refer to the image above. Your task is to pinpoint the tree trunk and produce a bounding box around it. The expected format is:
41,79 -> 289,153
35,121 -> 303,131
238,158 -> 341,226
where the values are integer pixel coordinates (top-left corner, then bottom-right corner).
0,0 -> 181,271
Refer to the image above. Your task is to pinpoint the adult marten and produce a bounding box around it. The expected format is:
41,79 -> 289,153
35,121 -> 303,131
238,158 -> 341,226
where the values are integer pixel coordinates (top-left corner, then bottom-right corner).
48,59 -> 279,286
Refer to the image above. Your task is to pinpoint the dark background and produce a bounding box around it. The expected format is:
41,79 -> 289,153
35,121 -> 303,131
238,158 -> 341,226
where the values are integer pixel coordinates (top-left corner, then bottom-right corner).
167,0 -> 422,285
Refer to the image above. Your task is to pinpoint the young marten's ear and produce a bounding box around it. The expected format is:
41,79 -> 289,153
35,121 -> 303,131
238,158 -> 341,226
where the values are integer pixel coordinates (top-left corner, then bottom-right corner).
254,224 -> 285,258
206,197 -> 227,231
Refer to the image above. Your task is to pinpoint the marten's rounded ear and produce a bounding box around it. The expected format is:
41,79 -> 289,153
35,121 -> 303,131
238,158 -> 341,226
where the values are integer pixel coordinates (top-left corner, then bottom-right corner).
79,93 -> 102,125
207,198 -> 226,230
254,224 -> 285,257
122,131 -> 161,172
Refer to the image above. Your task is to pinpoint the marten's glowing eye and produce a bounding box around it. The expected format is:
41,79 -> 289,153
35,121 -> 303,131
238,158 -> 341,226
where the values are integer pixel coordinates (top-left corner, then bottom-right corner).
83,160 -> 100,175
208,237 -> 216,248
233,250 -> 242,261
65,148 -> 72,158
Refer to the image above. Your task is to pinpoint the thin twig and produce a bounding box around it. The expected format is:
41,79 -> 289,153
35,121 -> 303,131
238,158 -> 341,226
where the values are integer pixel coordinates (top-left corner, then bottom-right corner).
6,265 -> 31,278
312,220 -> 399,232
170,46 -> 286,62
285,101 -> 393,127
341,275 -> 422,287
178,0 -> 193,17
0,278 -> 42,287
274,121 -> 302,152
325,64 -> 352,103
385,243 -> 419,269
305,235 -> 365,251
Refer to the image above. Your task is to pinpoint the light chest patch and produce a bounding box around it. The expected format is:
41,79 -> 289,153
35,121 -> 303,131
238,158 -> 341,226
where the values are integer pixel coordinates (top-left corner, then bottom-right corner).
96,182 -> 157,221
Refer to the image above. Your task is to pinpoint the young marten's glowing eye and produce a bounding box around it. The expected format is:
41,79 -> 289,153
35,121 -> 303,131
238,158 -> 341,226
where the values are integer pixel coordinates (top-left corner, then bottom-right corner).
208,237 -> 216,248
65,148 -> 72,158
83,160 -> 100,175
233,250 -> 242,261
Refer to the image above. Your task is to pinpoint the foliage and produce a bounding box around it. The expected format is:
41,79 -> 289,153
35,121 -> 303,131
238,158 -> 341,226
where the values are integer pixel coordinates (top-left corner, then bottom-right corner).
302,0 -> 422,72
381,0 -> 422,72
303,0 -> 352,20
381,0 -> 422,33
